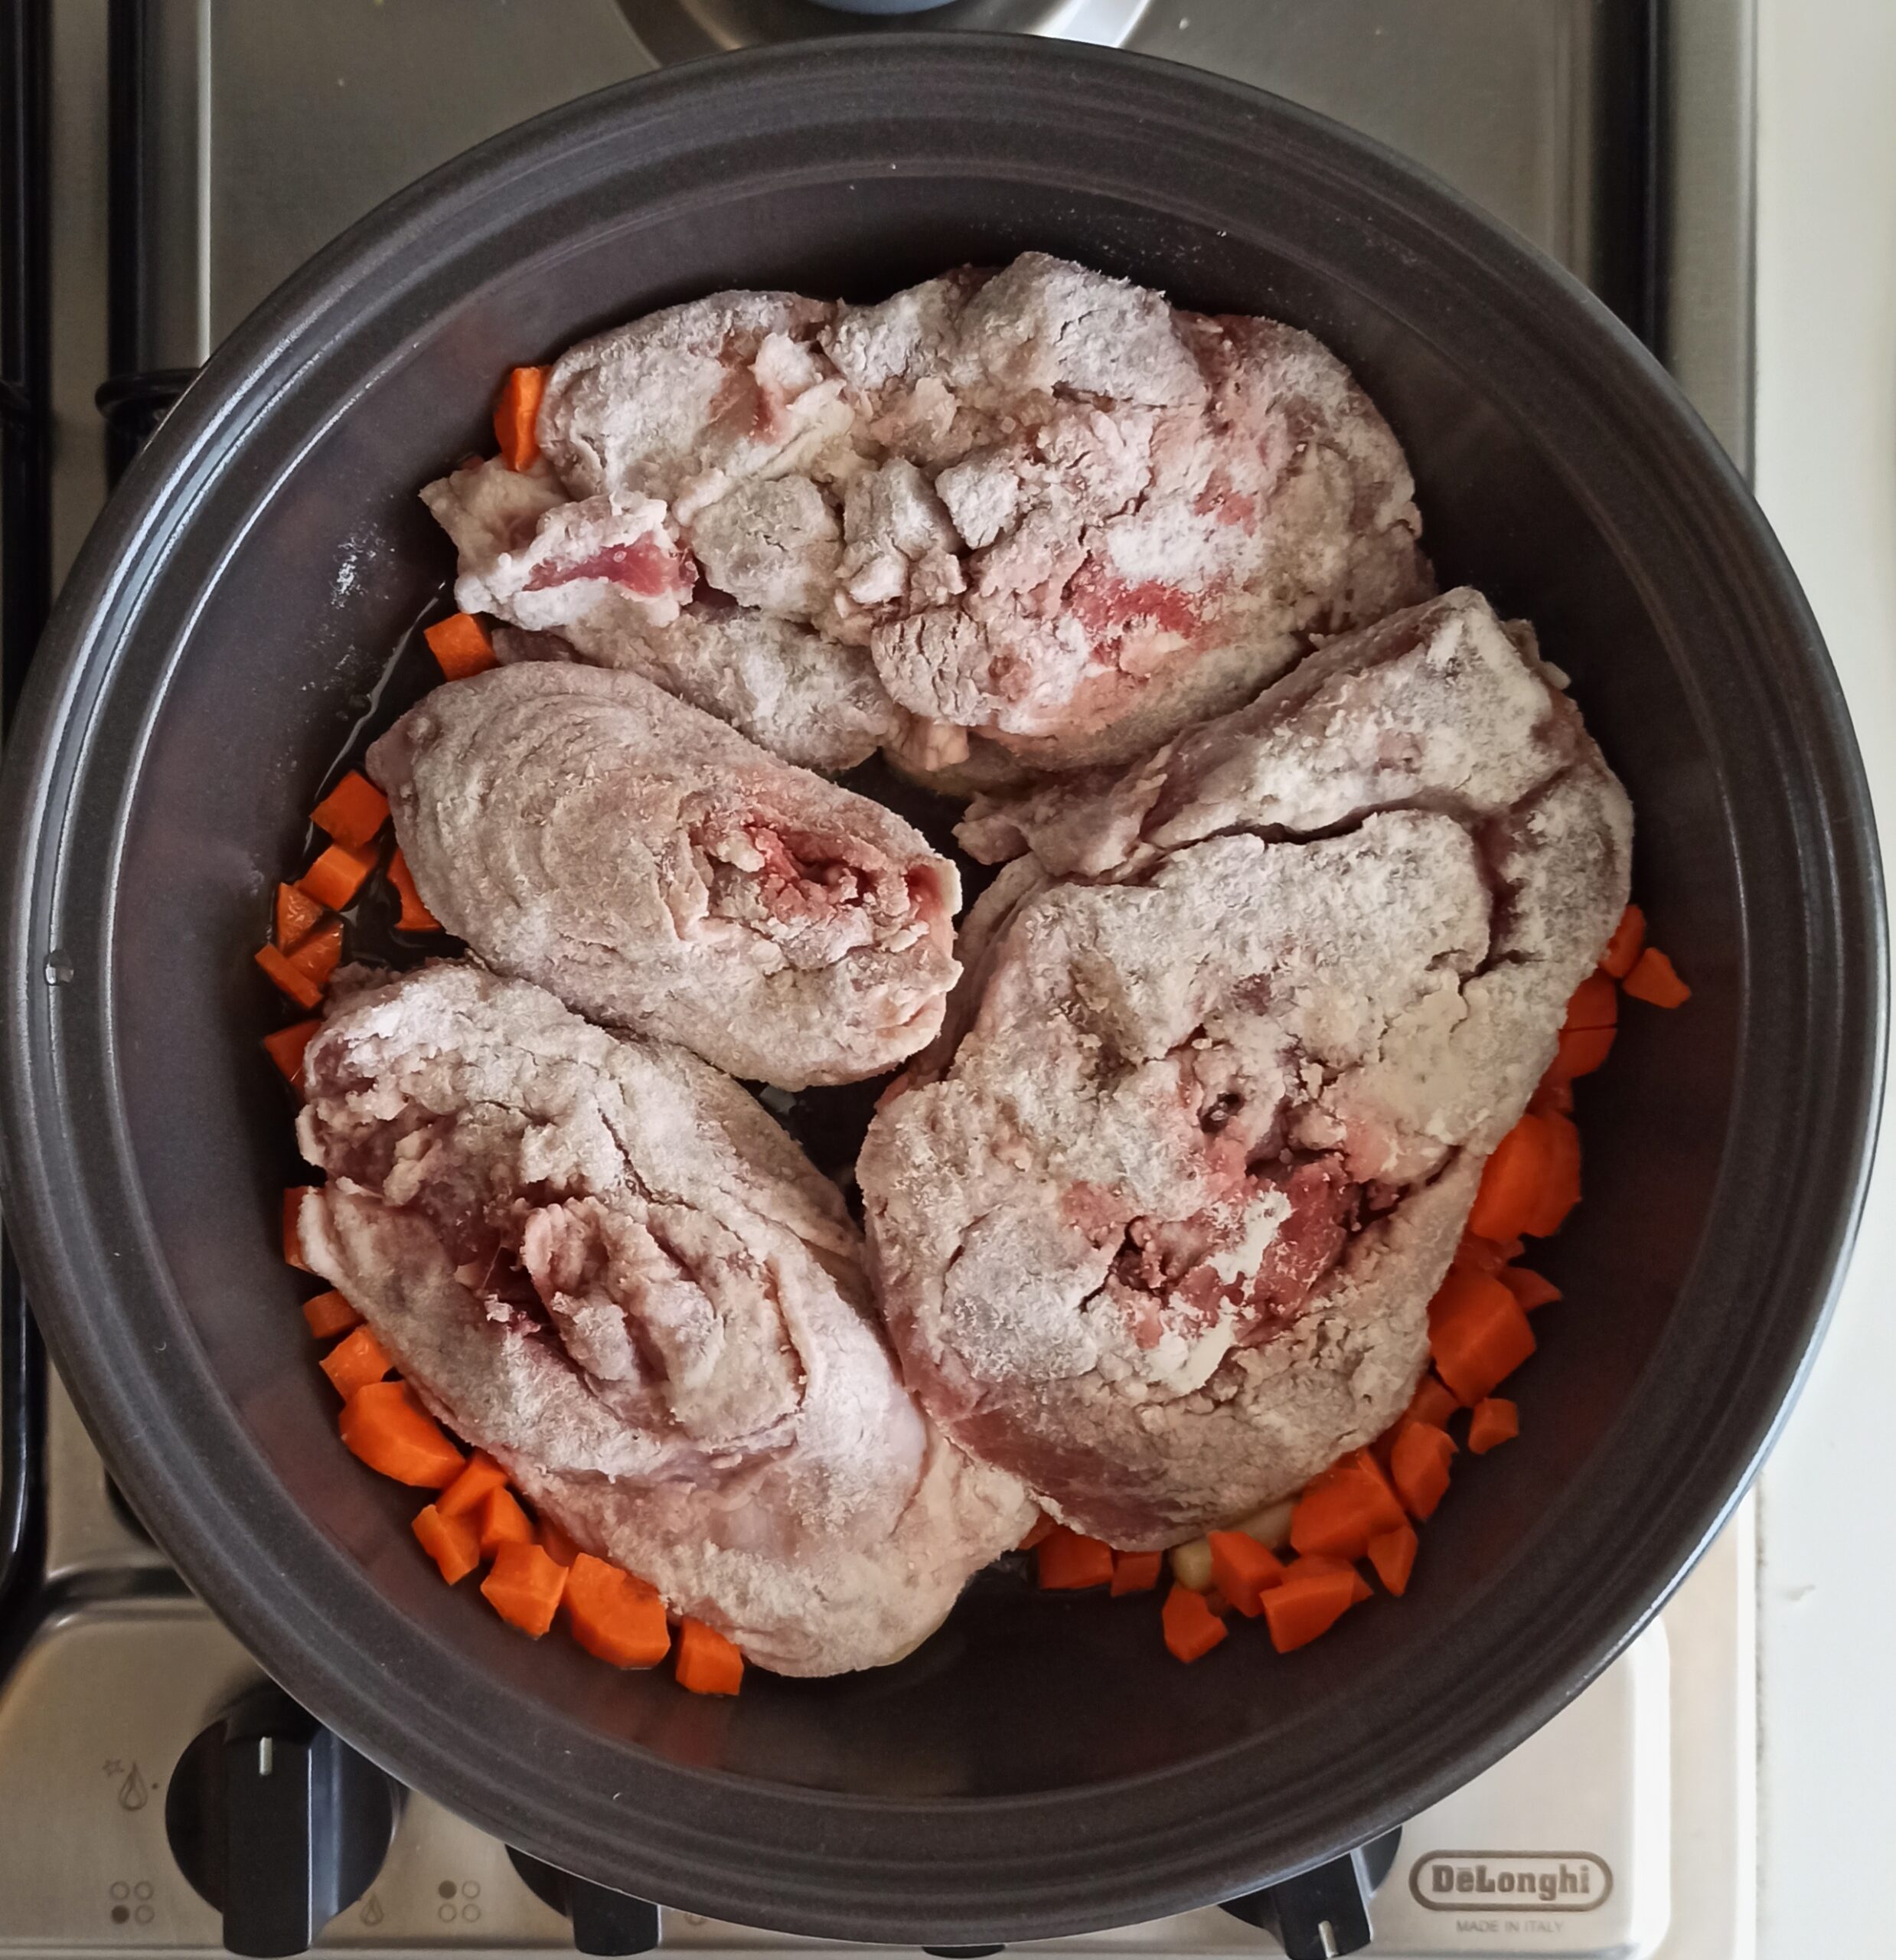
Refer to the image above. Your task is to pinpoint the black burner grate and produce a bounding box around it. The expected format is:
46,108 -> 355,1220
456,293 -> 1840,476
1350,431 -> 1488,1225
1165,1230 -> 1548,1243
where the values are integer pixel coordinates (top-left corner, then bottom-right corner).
0,0 -> 51,1643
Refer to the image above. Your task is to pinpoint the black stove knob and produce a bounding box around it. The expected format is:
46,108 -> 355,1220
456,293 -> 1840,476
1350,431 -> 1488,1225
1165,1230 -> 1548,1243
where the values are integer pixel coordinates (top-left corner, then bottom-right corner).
507,1847 -> 661,1955
164,1683 -> 400,1957
1219,1828 -> 1402,1960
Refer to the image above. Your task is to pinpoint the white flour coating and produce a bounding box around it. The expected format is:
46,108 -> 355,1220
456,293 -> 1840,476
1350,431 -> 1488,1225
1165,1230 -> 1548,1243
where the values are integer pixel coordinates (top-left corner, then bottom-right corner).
367,662 -> 960,1090
861,590 -> 1632,1547
418,254 -> 1431,779
489,619 -> 902,776
295,963 -> 1031,1676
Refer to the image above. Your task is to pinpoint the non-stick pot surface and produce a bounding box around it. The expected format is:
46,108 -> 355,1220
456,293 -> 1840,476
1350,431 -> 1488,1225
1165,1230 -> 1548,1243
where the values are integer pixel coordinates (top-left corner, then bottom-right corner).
0,35 -> 1882,1943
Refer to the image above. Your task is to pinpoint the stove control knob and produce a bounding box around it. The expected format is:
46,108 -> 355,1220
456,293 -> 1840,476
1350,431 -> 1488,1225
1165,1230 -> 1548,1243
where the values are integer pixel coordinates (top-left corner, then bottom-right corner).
507,1848 -> 660,1955
164,1683 -> 400,1957
1219,1827 -> 1402,1960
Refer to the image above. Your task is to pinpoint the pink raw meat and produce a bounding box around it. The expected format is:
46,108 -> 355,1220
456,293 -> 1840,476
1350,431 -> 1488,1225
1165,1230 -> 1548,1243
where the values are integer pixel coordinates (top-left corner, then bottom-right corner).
367,663 -> 959,1090
422,258 -> 1431,782
860,590 -> 1630,1546
821,253 -> 1434,768
295,963 -> 1032,1676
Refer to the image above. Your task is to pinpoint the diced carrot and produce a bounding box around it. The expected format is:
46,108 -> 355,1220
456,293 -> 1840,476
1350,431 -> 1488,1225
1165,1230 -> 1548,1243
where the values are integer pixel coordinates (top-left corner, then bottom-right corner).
1468,1397 -> 1520,1455
319,1325 -> 393,1399
1497,1266 -> 1562,1312
275,881 -> 325,952
1367,1523 -> 1418,1596
263,1018 -> 321,1091
302,1289 -> 361,1339
478,1486 -> 537,1557
1206,1530 -> 1287,1616
1526,1112 -> 1582,1236
1454,1233 -> 1525,1274
1161,1582 -> 1228,1663
1470,1112 -> 1581,1242
437,1450 -> 509,1519
413,1502 -> 482,1585
1532,1071 -> 1575,1116
1036,1525 -> 1116,1590
1562,972 -> 1619,1033
1110,1549 -> 1163,1596
481,1540 -> 568,1638
1017,1514 -> 1056,1552
1468,1116 -> 1555,1241
256,943 -> 324,1012
1624,947 -> 1691,1008
675,1618 -> 745,1695
423,612 -> 497,681
338,1380 -> 465,1487
538,1517 -> 581,1567
494,364 -> 550,471
1390,1422 -> 1457,1521
1430,1268 -> 1537,1403
565,1553 -> 671,1668
1261,1565 -> 1359,1653
1289,1462 -> 1407,1562
310,770 -> 390,851
298,842 -> 377,913
1599,903 -> 1646,979
284,1187 -> 315,1272
286,919 -> 344,990
1291,1553 -> 1372,1604
1405,1374 -> 1462,1430
1372,1372 -> 1459,1466
387,849 -> 442,933
1547,1024 -> 1615,1082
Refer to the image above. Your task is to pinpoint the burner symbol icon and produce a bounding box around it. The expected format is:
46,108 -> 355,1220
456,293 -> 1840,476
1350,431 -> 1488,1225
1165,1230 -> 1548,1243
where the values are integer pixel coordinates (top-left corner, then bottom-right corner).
118,1764 -> 149,1811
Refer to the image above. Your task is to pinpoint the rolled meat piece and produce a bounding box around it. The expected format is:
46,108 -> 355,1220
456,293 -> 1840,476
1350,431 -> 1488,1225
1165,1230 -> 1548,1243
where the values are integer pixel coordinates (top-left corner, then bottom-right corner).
862,588 -> 1632,1547
423,256 -> 1428,783
295,962 -> 1033,1677
367,663 -> 959,1089
488,619 -> 904,776
534,289 -> 857,518
420,455 -> 698,636
821,251 -> 1434,769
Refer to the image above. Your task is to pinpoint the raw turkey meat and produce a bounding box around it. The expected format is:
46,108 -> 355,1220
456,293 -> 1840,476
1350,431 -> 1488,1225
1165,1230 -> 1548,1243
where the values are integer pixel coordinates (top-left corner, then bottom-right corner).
367,663 -> 959,1089
819,252 -> 1434,768
488,619 -> 902,776
536,289 -> 857,518
421,257 -> 1431,779
860,590 -> 1631,1547
420,455 -> 697,635
295,965 -> 1030,1675
423,462 -> 902,773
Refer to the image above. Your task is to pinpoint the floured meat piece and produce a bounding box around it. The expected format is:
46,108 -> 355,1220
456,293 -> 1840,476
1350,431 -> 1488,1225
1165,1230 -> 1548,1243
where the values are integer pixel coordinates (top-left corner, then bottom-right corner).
421,456 -> 697,635
820,252 -> 1433,768
295,964 -> 1031,1676
534,290 -> 857,520
425,304 -> 918,772
367,663 -> 959,1089
490,618 -> 902,776
862,591 -> 1630,1546
958,588 -> 1608,875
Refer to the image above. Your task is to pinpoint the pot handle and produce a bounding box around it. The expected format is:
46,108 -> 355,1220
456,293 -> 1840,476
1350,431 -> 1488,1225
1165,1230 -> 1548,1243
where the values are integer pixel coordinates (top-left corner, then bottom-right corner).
1220,1828 -> 1402,1959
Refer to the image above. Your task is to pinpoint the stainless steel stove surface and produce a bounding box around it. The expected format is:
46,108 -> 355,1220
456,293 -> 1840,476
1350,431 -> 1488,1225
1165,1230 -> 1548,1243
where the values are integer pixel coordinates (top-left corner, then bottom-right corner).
5,3 -> 1758,1956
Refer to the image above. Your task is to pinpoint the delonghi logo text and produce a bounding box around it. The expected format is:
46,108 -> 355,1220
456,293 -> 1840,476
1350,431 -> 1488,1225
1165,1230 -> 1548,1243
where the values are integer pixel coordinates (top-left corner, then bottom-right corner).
1409,1851 -> 1612,1912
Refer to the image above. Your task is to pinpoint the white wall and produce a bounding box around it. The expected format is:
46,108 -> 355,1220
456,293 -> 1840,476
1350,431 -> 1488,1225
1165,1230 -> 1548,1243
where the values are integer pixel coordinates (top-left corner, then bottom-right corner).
1754,1 -> 1896,1949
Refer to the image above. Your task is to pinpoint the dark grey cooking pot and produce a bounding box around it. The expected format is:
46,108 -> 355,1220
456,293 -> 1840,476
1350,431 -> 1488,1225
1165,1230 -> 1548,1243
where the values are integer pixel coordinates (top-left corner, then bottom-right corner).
0,35 -> 1884,1942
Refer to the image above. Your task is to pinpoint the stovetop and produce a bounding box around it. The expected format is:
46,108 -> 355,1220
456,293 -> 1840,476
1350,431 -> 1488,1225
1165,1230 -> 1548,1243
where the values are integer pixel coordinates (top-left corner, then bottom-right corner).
1,2 -> 1758,1956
